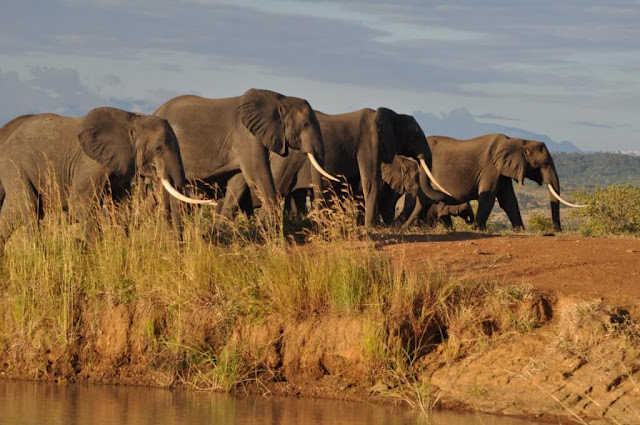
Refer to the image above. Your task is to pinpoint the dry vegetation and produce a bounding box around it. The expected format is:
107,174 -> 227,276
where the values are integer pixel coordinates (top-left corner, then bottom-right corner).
0,183 -> 639,423
0,189 -> 536,387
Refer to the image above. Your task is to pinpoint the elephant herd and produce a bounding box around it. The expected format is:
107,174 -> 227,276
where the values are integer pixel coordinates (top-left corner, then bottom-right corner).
0,88 -> 586,250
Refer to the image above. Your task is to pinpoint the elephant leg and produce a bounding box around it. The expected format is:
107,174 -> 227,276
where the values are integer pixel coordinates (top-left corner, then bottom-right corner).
235,145 -> 279,216
0,182 -> 38,250
272,155 -> 304,198
69,177 -> 106,242
496,179 -> 524,230
221,173 -> 250,218
400,194 -> 425,231
474,192 -> 496,231
379,185 -> 397,225
439,214 -> 453,229
284,193 -> 296,215
0,183 -> 5,210
307,160 -> 326,212
290,189 -> 308,215
357,155 -> 381,227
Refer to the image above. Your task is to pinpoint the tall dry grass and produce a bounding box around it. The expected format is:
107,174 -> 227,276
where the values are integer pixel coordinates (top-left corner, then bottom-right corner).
6,183 -> 630,424
0,186 -> 516,389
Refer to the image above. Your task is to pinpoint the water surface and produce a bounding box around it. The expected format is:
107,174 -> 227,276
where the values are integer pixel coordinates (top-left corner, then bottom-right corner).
0,380 -> 547,425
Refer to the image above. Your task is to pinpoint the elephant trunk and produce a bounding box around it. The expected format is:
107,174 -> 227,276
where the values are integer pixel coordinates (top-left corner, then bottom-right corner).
400,191 -> 426,231
542,165 -> 562,231
300,126 -> 339,183
463,204 -> 475,225
160,149 -> 186,238
300,125 -> 324,163
416,153 -> 448,202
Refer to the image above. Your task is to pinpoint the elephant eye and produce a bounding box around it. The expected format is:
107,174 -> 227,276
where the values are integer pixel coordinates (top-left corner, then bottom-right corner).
153,144 -> 164,154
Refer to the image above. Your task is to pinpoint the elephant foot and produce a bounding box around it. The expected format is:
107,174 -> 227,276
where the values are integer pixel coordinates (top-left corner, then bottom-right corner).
473,223 -> 487,232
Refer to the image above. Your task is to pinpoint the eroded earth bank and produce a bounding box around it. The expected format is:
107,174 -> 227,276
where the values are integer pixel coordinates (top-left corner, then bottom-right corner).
1,235 -> 639,424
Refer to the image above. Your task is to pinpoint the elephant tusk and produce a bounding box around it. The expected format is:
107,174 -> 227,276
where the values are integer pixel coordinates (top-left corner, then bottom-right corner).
419,158 -> 453,197
161,178 -> 217,205
547,184 -> 588,208
307,153 -> 339,182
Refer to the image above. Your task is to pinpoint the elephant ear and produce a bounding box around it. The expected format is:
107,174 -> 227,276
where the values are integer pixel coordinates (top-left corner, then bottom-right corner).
238,89 -> 286,155
493,135 -> 527,185
401,157 -> 420,197
374,107 -> 398,164
78,107 -> 136,179
381,158 -> 405,194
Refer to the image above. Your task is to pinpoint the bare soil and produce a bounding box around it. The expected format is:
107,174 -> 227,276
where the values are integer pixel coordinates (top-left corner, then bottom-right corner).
379,233 -> 640,316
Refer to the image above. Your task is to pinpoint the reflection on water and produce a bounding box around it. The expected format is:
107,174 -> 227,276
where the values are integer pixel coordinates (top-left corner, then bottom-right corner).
0,380 -> 545,425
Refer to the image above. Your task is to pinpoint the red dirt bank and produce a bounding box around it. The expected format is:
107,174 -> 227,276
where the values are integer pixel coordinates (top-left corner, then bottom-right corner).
381,233 -> 640,316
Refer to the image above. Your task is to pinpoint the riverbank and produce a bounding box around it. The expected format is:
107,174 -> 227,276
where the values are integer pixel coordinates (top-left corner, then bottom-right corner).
0,207 -> 639,424
1,286 -> 638,424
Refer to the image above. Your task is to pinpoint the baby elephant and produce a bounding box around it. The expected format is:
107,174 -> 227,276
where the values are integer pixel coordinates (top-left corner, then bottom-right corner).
424,202 -> 475,228
380,155 -> 474,229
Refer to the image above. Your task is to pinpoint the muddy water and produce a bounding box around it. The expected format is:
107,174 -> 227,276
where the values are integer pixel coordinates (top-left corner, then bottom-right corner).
0,380 -> 546,425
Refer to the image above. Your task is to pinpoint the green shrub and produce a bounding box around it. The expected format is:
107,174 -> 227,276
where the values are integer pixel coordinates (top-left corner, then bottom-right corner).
571,185 -> 640,236
528,212 -> 554,233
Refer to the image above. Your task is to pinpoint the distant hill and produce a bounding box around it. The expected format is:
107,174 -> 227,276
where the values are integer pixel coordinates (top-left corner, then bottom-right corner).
414,108 -> 582,153
554,152 -> 640,188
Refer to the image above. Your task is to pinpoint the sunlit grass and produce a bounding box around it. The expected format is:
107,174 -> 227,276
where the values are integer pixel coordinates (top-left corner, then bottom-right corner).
1,182 -> 637,423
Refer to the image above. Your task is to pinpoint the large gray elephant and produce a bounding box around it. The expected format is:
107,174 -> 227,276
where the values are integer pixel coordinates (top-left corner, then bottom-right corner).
379,155 -> 473,229
154,89 -> 335,217
0,107 -> 209,249
220,107 -> 448,227
425,134 -> 586,231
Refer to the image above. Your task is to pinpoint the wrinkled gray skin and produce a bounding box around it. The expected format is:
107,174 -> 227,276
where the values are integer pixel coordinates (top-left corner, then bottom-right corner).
0,115 -> 36,210
380,155 -> 473,229
154,89 -> 326,217
221,108 -> 445,227
426,134 -> 563,231
0,107 -> 187,249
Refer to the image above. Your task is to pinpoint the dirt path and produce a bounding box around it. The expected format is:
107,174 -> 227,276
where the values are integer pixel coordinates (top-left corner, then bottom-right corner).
379,233 -> 640,314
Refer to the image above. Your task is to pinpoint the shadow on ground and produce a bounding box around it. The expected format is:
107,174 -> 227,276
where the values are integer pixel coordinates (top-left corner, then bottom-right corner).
371,231 -> 503,248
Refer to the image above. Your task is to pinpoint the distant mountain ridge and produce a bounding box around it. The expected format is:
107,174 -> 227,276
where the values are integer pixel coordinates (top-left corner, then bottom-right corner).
553,152 -> 640,187
414,108 -> 582,153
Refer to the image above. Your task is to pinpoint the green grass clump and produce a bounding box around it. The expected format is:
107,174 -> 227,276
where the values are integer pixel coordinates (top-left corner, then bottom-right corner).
571,184 -> 640,236
528,212 -> 554,234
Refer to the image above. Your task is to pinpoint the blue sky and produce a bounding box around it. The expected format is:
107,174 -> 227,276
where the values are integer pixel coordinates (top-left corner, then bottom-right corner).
1,0 -> 639,151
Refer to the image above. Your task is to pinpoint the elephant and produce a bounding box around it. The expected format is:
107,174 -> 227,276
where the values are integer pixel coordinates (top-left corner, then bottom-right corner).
424,134 -> 586,231
153,88 -> 336,218
423,202 -> 474,228
0,107 -> 210,249
220,107 -> 448,227
379,154 -> 473,230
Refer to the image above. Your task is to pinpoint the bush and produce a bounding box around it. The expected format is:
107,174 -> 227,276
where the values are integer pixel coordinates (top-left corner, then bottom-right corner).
528,213 -> 554,233
571,185 -> 640,236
